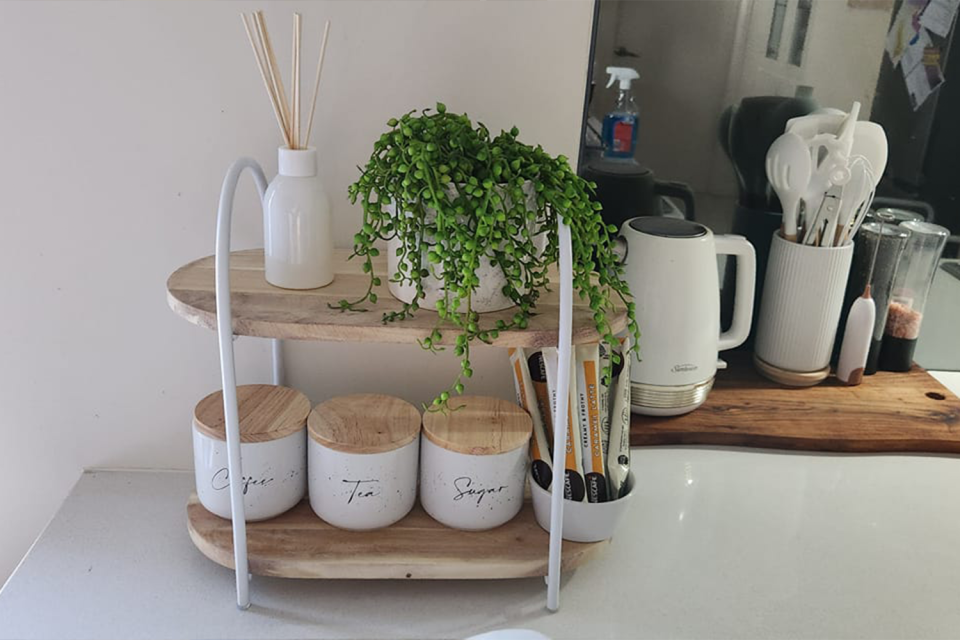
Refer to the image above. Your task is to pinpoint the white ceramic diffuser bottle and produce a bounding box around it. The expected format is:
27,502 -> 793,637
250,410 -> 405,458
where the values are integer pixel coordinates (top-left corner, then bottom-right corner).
263,147 -> 333,289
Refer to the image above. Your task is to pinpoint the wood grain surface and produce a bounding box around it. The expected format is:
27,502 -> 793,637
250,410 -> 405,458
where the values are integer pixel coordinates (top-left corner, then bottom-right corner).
631,352 -> 960,453
166,249 -> 628,347
308,394 -> 421,454
186,493 -> 607,579
193,384 -> 310,443
423,396 -> 533,455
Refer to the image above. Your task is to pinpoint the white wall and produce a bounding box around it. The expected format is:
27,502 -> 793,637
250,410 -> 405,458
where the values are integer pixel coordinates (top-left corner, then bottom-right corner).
736,0 -> 891,111
0,0 -> 594,586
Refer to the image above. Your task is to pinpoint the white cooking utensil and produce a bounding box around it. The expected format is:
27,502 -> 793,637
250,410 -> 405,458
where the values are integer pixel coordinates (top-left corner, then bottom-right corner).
850,121 -> 888,188
799,134 -> 848,240
835,101 -> 860,158
832,159 -> 871,246
804,193 -> 840,246
801,197 -> 825,244
838,167 -> 876,246
785,112 -> 843,140
766,132 -> 812,241
811,107 -> 847,115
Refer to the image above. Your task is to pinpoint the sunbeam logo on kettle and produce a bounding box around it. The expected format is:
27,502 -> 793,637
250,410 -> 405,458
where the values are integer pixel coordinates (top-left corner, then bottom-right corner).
618,217 -> 756,416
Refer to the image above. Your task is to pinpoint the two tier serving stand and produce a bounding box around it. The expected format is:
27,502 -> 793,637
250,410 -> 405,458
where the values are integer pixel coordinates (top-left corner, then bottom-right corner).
166,159 -> 627,611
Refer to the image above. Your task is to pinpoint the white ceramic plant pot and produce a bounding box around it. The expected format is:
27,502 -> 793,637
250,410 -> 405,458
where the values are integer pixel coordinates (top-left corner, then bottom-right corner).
263,147 -> 334,290
419,396 -> 532,531
307,394 -> 421,530
385,183 -> 542,313
754,232 -> 854,383
530,471 -> 636,543
192,384 -> 310,521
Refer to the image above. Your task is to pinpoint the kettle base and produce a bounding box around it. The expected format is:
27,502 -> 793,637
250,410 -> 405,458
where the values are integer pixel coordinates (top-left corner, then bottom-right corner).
630,378 -> 714,417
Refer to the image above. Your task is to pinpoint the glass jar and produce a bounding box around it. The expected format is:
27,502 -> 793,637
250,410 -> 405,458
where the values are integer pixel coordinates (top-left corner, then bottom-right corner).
867,207 -> 924,225
878,221 -> 950,371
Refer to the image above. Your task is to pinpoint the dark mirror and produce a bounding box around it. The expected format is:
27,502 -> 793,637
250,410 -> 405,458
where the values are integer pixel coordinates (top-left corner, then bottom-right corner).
582,0 -> 960,370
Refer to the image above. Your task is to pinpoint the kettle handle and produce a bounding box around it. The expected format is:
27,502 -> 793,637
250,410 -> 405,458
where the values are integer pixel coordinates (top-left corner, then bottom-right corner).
715,234 -> 756,352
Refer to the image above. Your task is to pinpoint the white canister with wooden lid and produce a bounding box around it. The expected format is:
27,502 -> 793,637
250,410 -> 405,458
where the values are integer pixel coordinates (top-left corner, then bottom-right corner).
308,394 -> 421,530
193,384 -> 310,521
420,396 -> 532,531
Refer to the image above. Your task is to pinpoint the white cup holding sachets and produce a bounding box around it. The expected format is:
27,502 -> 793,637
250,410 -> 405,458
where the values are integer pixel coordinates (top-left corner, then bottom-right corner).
193,384 -> 309,521
307,394 -> 420,530
419,396 -> 532,531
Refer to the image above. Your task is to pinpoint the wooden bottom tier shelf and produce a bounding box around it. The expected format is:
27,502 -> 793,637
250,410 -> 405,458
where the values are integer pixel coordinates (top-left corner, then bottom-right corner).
187,493 -> 607,579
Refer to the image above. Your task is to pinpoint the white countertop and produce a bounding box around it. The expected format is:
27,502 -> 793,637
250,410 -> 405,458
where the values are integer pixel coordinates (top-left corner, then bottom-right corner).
4,450 -> 960,640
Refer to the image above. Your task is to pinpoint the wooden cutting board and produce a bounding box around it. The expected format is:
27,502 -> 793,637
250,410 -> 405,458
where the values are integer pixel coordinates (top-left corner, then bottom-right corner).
630,352 -> 960,453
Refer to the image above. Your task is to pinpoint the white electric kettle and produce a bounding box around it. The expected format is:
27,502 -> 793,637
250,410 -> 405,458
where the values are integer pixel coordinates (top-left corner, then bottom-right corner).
620,217 -> 756,416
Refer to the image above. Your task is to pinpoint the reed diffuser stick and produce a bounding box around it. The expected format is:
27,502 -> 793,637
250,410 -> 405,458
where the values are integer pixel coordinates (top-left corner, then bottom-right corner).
251,12 -> 287,139
256,11 -> 292,143
304,20 -> 331,146
293,14 -> 301,149
241,10 -> 328,150
241,13 -> 291,147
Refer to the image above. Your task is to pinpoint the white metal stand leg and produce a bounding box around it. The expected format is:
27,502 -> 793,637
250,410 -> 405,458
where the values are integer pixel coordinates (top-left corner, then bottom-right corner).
271,338 -> 284,386
215,158 -> 268,610
546,219 -> 574,612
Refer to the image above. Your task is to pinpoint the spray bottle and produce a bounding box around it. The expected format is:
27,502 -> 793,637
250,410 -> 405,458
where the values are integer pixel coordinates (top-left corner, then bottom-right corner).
601,67 -> 640,161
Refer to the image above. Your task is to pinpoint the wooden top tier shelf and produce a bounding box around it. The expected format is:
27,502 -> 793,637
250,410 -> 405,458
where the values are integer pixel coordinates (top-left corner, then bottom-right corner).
166,249 -> 628,347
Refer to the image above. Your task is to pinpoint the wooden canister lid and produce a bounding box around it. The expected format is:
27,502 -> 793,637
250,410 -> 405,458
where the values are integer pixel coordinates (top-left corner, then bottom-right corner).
422,396 -> 532,456
193,384 -> 310,443
308,394 -> 421,454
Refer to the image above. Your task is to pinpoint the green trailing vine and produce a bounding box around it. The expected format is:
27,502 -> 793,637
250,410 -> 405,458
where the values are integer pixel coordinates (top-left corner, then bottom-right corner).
336,103 -> 640,409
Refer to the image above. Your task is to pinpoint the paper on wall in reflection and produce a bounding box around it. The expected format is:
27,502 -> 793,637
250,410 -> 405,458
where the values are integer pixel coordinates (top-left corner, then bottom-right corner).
919,0 -> 960,37
903,47 -> 945,110
885,0 -> 928,66
901,28 -> 932,72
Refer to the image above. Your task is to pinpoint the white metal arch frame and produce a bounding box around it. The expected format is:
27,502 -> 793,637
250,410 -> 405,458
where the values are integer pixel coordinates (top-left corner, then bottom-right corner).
214,158 -> 573,612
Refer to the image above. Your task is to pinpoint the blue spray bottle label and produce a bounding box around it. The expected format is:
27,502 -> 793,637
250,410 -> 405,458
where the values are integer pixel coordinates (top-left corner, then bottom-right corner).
602,113 -> 638,159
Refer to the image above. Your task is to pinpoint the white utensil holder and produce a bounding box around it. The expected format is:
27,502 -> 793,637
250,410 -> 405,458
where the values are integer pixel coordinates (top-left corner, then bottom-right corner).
754,232 -> 853,384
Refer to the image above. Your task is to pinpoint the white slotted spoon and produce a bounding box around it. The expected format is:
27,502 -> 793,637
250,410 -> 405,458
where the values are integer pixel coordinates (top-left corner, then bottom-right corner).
766,132 -> 812,242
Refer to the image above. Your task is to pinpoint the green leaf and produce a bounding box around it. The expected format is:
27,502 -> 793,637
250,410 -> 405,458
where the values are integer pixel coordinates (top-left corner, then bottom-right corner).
348,105 -> 639,405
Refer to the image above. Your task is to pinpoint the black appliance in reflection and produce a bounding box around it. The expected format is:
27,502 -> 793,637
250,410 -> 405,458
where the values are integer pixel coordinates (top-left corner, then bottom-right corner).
581,158 -> 695,231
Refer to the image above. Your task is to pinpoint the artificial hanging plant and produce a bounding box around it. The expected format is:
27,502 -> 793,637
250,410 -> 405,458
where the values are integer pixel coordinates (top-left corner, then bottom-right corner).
336,104 -> 640,407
